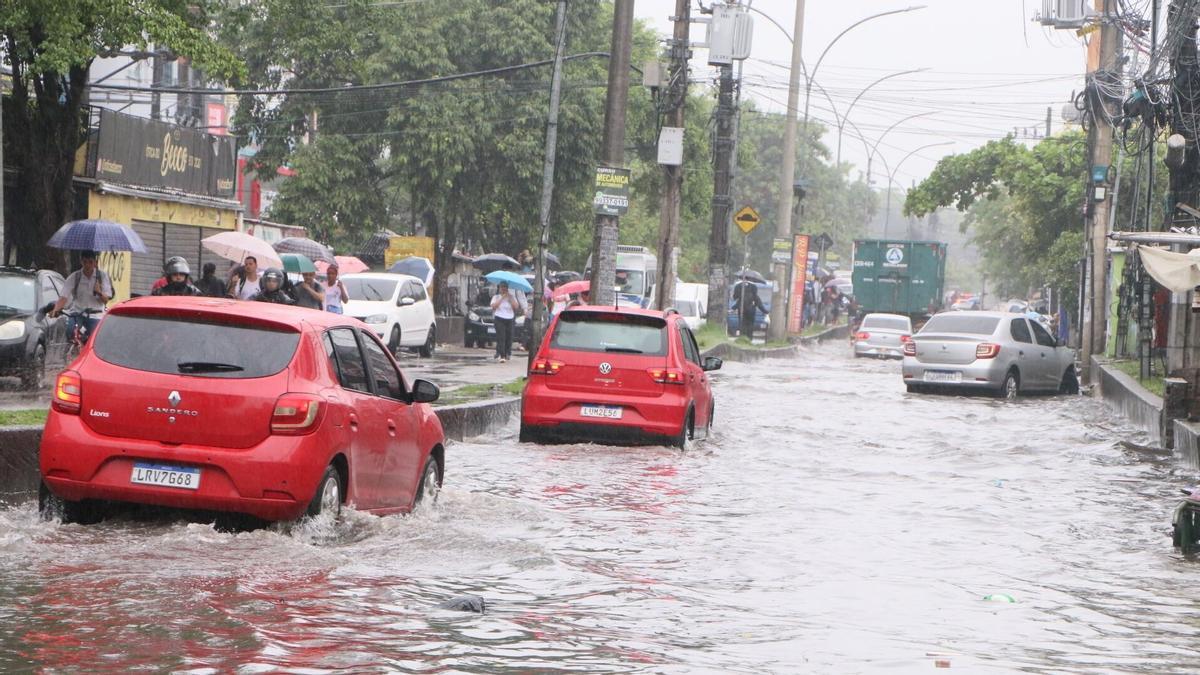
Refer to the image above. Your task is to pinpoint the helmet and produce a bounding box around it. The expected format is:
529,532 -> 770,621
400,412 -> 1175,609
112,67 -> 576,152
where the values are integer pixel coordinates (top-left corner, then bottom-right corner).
261,267 -> 284,290
164,256 -> 190,276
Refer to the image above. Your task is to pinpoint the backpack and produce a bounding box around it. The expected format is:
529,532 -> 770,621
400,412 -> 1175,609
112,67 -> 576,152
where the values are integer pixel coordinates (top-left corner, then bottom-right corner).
73,268 -> 108,299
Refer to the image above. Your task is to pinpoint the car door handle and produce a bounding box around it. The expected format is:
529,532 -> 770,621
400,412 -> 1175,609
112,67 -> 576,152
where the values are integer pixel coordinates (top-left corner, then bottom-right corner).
387,420 -> 397,436
348,413 -> 359,431
1018,350 -> 1024,356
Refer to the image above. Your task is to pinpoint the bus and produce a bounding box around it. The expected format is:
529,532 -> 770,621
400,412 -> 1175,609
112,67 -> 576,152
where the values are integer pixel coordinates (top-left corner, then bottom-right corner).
584,245 -> 658,307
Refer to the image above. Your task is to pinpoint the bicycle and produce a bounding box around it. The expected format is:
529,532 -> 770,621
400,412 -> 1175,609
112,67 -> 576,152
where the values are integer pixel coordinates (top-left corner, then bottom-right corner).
52,308 -> 103,363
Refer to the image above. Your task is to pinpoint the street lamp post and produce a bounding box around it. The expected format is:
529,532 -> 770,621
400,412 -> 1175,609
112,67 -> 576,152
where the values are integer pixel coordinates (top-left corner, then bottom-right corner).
834,68 -> 927,167
882,141 -> 952,238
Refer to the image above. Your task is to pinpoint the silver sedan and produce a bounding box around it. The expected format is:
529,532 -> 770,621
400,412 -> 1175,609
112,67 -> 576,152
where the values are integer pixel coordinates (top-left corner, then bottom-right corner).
901,311 -> 1078,398
853,313 -> 912,359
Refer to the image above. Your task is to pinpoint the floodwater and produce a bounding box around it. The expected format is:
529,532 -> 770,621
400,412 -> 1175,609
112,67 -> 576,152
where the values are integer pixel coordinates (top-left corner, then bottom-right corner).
2,344 -> 1198,672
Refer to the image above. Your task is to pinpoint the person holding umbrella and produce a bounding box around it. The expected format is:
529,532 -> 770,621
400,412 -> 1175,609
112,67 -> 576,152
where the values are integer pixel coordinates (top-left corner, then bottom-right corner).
50,250 -> 113,344
490,281 -> 523,363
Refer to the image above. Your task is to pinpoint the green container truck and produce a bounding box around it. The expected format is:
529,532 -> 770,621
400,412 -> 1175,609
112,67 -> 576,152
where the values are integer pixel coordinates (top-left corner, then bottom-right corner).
851,239 -> 948,320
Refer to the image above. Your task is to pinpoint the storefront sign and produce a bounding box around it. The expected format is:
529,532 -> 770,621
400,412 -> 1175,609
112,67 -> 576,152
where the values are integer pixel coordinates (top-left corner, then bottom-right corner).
94,108 -> 237,199
771,237 -> 791,264
592,166 -> 631,216
386,236 -> 436,268
787,234 -> 810,334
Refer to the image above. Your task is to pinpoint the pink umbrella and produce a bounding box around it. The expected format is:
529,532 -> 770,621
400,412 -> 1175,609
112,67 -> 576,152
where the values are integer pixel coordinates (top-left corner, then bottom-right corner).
552,279 -> 590,300
316,255 -> 369,275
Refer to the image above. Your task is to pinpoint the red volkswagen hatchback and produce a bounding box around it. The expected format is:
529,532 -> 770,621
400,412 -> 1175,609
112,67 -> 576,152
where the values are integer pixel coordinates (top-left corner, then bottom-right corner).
520,305 -> 721,447
39,296 -> 445,526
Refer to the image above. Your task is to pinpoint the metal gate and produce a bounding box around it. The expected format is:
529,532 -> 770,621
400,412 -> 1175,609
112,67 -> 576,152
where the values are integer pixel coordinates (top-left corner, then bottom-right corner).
130,221 -> 164,297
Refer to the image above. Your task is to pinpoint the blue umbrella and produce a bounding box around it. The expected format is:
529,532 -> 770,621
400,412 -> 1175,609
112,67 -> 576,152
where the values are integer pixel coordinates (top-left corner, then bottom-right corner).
485,270 -> 533,292
47,219 -> 148,253
387,256 -> 435,285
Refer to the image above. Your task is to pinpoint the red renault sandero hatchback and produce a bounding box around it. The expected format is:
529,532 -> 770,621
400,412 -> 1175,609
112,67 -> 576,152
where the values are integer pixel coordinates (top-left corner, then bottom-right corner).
520,305 -> 721,448
38,296 -> 445,526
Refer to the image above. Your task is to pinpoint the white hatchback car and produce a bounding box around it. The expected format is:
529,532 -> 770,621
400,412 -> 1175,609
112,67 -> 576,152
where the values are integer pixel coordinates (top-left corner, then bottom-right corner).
341,273 -> 438,356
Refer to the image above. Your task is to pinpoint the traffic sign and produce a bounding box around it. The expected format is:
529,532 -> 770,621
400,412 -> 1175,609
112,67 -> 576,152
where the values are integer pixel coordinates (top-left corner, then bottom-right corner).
734,206 -> 760,234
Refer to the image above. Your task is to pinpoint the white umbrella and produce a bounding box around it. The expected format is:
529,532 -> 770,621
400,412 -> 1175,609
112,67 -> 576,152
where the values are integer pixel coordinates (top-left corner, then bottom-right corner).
202,231 -> 284,269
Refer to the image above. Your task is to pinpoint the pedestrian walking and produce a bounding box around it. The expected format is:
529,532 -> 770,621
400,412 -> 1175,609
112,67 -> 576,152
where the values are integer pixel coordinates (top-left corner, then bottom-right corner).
294,270 -> 325,310
228,256 -> 261,300
490,281 -> 521,362
49,250 -> 112,344
732,280 -> 767,340
195,262 -> 227,297
324,263 -> 349,313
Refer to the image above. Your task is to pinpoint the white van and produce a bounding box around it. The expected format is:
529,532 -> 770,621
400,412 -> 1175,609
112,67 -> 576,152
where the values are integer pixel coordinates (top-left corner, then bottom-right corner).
584,245 -> 658,307
674,282 -> 708,330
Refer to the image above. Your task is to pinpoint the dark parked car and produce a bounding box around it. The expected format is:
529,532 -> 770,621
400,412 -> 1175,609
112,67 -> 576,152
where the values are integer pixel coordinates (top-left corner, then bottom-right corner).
464,283 -> 532,350
0,267 -> 66,388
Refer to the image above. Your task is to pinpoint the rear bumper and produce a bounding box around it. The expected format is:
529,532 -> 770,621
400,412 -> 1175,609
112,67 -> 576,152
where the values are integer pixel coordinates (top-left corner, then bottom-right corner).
521,382 -> 687,442
901,357 -> 1007,388
39,412 -> 328,521
853,340 -> 904,358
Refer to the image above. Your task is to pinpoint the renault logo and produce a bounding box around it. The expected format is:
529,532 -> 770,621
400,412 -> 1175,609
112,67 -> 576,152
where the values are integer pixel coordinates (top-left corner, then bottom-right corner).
168,391 -> 181,407
598,362 -> 612,374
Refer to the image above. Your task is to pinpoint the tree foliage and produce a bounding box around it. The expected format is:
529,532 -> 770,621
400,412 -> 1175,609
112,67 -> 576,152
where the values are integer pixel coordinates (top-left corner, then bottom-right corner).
1,0 -> 241,267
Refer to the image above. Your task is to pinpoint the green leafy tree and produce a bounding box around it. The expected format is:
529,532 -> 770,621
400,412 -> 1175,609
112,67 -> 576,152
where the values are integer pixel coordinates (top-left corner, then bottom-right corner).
1,0 -> 240,267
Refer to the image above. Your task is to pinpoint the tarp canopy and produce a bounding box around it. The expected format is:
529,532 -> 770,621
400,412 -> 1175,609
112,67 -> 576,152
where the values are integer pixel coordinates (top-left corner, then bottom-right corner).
1137,245 -> 1200,292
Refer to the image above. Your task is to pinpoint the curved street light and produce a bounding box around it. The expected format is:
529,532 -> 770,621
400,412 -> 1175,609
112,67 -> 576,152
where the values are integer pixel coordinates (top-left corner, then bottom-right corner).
883,140 -> 954,238
835,67 -> 928,167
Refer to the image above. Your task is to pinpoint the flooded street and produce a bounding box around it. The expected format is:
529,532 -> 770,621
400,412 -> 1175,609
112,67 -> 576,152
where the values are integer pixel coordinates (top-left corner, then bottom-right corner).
3,344 -> 1199,672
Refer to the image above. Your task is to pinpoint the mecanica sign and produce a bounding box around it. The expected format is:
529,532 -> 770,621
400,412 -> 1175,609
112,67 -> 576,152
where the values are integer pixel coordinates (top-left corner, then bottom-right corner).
93,108 -> 237,199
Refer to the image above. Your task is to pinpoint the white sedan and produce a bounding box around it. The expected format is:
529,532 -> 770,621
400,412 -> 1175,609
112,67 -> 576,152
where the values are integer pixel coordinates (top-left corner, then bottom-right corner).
342,273 -> 438,357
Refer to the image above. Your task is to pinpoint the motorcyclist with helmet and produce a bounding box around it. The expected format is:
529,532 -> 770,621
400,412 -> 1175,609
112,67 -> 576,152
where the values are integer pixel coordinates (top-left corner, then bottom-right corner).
252,268 -> 295,304
151,256 -> 202,296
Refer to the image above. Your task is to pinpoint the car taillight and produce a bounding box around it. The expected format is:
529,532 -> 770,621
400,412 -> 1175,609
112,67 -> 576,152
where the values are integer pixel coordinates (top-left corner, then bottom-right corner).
530,358 -> 565,375
855,332 -> 870,341
976,343 -> 1001,359
900,335 -> 913,343
648,368 -> 686,384
52,370 -> 81,414
270,394 -> 324,435
902,341 -> 917,357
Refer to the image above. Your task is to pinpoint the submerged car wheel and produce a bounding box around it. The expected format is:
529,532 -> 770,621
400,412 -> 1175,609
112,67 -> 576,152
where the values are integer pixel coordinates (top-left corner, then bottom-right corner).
414,456 -> 441,507
20,343 -> 45,390
306,466 -> 342,520
38,480 -> 99,524
673,410 -> 694,450
1059,367 -> 1080,395
420,325 -> 436,357
1000,370 -> 1020,400
388,325 -> 401,354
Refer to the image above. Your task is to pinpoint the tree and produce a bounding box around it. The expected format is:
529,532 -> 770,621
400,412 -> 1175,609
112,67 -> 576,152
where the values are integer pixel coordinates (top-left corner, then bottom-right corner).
1,0 -> 240,267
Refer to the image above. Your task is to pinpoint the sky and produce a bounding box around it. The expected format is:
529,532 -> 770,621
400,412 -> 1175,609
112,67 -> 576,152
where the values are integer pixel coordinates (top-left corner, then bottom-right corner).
634,0 -> 1094,188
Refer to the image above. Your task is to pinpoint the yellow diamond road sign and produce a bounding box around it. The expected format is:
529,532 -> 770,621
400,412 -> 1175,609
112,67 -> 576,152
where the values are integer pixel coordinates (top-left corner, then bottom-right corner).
734,206 -> 760,234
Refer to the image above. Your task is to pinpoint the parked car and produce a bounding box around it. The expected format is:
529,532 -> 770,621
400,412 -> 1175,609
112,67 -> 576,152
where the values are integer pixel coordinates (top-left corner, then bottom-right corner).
852,313 -> 912,359
901,311 -> 1078,398
38,296 -> 445,525
464,281 -> 532,350
342,273 -> 438,357
520,306 -> 722,448
0,266 -> 66,388
674,282 -> 708,330
951,297 -> 981,311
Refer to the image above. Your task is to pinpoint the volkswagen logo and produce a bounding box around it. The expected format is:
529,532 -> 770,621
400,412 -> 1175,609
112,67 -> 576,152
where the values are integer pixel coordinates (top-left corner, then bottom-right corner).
168,390 -> 181,407
598,362 -> 612,374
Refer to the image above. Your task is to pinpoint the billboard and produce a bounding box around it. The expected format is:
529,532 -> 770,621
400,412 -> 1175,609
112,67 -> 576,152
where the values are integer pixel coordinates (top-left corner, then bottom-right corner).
93,108 -> 237,198
787,234 -> 810,334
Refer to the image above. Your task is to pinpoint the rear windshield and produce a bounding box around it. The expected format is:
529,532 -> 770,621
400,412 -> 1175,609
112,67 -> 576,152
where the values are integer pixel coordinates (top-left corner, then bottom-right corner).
551,312 -> 667,355
861,316 -> 909,332
921,314 -> 1000,336
344,278 -> 396,301
93,315 -> 300,378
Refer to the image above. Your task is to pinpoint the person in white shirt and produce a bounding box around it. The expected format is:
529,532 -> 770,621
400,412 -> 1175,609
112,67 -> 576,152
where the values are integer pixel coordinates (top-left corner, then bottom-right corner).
490,281 -> 521,362
227,256 -> 261,300
50,250 -> 113,344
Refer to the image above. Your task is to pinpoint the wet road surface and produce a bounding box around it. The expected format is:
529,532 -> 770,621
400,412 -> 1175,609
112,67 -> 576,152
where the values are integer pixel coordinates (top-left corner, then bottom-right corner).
2,344 -> 1198,672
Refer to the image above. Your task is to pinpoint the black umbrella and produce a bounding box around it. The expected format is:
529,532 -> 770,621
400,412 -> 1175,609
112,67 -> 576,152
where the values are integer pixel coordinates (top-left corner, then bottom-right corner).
472,253 -> 520,274
541,252 -> 562,271
274,237 -> 336,264
737,269 -> 766,284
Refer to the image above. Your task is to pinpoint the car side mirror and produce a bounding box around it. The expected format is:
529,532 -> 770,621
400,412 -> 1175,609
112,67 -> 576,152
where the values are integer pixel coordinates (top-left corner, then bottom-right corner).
399,297 -> 415,307
702,356 -> 723,372
411,378 -> 440,403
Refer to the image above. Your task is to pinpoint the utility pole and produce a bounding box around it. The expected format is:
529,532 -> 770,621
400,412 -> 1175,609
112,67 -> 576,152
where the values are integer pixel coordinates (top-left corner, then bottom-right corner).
767,0 -> 804,341
588,0 -> 635,308
530,0 -> 569,369
1046,106 -> 1052,137
706,63 -> 736,326
654,0 -> 690,313
0,75 -> 5,265
1081,0 -> 1121,384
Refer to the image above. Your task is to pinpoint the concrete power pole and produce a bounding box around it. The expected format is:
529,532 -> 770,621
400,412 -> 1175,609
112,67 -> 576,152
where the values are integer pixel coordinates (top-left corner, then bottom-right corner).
0,80 -> 5,266
706,64 -> 736,326
588,0 -> 636,307
767,0 -> 805,341
654,0 -> 690,313
530,0 -> 569,368
1082,0 -> 1122,384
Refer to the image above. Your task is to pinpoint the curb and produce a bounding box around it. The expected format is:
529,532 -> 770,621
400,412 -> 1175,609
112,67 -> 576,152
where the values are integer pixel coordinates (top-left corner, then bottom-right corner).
700,323 -> 849,362
0,397 -> 521,505
1094,357 -> 1163,446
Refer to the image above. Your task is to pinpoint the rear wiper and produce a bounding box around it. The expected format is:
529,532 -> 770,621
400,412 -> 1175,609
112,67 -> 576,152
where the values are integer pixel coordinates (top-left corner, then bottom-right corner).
604,346 -> 643,354
177,361 -> 244,373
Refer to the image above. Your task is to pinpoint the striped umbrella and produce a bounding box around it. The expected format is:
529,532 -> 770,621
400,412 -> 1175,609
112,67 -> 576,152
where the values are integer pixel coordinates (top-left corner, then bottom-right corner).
273,237 -> 335,264
47,219 -> 148,253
